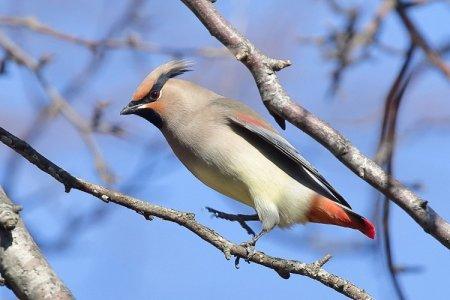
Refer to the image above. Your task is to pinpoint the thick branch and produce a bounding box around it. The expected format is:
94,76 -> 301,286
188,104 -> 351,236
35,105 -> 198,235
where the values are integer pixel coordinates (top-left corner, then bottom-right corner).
180,0 -> 450,249
0,127 -> 372,299
0,186 -> 73,299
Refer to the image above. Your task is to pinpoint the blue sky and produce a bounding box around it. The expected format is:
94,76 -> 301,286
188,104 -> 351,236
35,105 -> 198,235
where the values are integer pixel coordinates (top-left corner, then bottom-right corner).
0,1 -> 449,299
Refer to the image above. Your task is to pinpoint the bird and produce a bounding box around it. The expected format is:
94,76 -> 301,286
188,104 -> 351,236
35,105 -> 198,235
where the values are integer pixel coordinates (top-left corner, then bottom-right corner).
120,60 -> 375,246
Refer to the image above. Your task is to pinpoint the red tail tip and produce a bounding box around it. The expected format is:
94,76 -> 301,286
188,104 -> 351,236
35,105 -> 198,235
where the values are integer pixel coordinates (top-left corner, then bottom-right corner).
361,218 -> 376,239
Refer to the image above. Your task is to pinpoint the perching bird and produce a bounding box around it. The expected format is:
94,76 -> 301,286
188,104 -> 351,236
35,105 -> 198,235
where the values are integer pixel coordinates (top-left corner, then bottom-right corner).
121,60 -> 375,245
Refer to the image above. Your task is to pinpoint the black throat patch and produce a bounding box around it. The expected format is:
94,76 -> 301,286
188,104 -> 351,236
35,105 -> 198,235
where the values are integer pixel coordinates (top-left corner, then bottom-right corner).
135,109 -> 163,129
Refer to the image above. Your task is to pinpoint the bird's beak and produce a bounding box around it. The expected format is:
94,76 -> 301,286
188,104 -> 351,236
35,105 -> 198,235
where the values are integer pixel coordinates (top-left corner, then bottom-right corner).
120,101 -> 141,115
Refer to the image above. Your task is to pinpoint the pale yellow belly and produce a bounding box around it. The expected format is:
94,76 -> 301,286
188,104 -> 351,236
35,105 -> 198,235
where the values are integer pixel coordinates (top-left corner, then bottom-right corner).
188,160 -> 254,207
166,130 -> 259,207
165,127 -> 314,227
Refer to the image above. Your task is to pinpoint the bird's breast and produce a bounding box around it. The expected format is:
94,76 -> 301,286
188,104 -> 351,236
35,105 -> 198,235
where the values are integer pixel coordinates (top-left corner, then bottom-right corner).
164,127 -> 255,206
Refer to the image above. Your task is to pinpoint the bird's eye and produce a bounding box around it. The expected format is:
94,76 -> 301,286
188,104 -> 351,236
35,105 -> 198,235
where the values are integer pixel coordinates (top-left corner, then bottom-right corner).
149,90 -> 160,100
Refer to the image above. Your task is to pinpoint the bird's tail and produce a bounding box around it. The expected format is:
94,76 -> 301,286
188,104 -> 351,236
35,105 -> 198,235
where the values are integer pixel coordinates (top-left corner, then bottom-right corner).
306,195 -> 376,239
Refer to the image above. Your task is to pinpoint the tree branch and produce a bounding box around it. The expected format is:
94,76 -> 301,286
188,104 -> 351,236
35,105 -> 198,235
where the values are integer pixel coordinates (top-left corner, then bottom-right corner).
0,15 -> 229,58
180,0 -> 450,249
374,45 -> 416,300
0,126 -> 372,300
0,186 -> 73,299
1,0 -> 146,191
0,30 -> 116,184
396,1 -> 450,80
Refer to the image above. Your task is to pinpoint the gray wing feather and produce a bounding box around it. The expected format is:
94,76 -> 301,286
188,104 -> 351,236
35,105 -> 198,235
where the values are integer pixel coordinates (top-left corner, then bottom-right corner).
228,115 -> 351,209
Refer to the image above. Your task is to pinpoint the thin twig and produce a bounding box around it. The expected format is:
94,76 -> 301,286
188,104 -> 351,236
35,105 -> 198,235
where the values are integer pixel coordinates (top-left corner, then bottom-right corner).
0,30 -> 116,184
301,0 -> 396,92
396,1 -> 450,79
0,15 -> 229,58
1,0 -> 146,191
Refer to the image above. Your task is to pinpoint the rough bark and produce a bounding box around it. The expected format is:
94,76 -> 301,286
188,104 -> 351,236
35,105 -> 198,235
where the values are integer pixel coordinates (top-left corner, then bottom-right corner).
0,187 -> 73,300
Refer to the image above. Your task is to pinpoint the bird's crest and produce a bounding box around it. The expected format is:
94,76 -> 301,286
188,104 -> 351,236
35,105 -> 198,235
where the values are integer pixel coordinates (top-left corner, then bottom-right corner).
132,60 -> 193,102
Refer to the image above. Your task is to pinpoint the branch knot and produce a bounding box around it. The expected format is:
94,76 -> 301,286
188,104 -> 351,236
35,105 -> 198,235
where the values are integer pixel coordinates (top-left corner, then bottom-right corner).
0,202 -> 20,230
267,58 -> 291,71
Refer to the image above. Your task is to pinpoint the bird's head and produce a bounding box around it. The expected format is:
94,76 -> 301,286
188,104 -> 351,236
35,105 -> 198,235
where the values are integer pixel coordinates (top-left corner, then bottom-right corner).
121,60 -> 202,129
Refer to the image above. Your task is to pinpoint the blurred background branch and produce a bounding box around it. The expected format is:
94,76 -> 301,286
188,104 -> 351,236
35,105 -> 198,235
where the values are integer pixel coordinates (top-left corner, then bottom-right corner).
0,30 -> 117,184
0,15 -> 229,58
373,44 -> 416,300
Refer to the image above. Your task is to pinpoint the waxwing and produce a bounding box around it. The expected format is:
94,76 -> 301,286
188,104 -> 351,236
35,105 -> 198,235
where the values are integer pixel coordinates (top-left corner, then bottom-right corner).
121,60 -> 375,244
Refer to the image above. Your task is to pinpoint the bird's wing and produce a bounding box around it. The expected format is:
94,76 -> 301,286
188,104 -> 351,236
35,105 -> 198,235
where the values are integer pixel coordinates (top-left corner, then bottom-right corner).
228,114 -> 351,209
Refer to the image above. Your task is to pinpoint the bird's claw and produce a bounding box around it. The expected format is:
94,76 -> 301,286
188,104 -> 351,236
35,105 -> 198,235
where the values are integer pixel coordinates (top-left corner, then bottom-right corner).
238,229 -> 267,260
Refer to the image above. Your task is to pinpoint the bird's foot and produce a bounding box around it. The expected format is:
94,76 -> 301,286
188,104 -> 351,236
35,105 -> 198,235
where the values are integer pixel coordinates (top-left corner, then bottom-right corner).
206,207 -> 259,236
239,229 -> 266,260
240,240 -> 256,261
